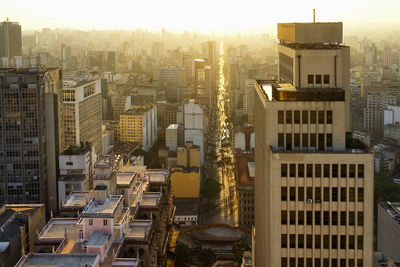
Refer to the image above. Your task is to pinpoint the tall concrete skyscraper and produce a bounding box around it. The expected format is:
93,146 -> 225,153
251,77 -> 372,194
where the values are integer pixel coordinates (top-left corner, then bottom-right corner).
0,68 -> 64,211
254,22 -> 374,267
0,19 -> 22,58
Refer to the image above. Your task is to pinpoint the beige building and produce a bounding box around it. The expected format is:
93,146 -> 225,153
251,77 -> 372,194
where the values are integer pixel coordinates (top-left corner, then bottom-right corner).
118,105 -> 157,151
254,22 -> 374,267
63,79 -> 102,154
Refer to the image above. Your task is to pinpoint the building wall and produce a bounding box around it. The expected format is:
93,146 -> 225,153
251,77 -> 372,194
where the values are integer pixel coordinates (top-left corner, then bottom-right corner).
170,171 -> 199,198
377,204 -> 400,262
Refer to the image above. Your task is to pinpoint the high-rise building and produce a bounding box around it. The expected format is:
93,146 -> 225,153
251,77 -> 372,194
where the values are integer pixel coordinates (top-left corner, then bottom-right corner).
180,54 -> 195,86
0,68 -> 64,210
194,59 -> 212,105
183,100 -> 205,165
0,19 -> 22,58
63,79 -> 102,154
254,22 -> 374,267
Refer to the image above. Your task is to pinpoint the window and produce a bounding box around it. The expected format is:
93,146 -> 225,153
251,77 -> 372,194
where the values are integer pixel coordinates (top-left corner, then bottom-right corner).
286,133 -> 292,150
310,111 -> 317,124
318,134 -> 325,151
294,133 -> 300,148
281,234 -> 287,248
323,259 -> 329,266
323,235 -> 329,249
103,219 -> 108,226
349,188 -> 355,202
281,211 -> 287,224
316,75 -> 322,84
340,235 -> 346,249
307,187 -> 313,200
318,111 -> 324,124
307,164 -> 313,177
308,74 -> 314,84
278,133 -> 284,147
327,111 -> 333,124
290,187 -> 296,201
66,161 -> 73,166
290,235 -> 295,248
340,164 -> 347,178
332,235 -> 338,249
302,133 -> 308,148
315,164 -> 321,177
307,235 -> 313,248
332,259 -> 338,267
298,187 -> 304,201
358,212 -> 364,226
298,164 -> 304,177
332,188 -> 338,201
281,258 -> 287,267
315,187 -> 321,202
89,219 -> 93,226
349,212 -> 355,225
290,164 -> 296,177
278,111 -> 284,124
358,165 -> 364,178
302,110 -> 308,124
79,230 -> 83,239
357,236 -> 363,249
358,188 -> 364,202
324,74 -> 330,84
349,236 -> 355,249
307,211 -> 313,225
332,211 -> 338,225
323,164 -> 330,178
298,211 -> 304,225
281,164 -> 288,177
340,211 -> 346,225
349,164 -> 355,178
307,258 -> 312,267
294,111 -> 300,124
315,211 -> 321,225
327,134 -> 332,148
332,164 -> 338,178
281,187 -> 287,201
324,187 -> 330,201
286,110 -> 292,124
310,134 -> 316,147
341,188 -> 347,202
315,235 -> 321,248
323,211 -> 330,225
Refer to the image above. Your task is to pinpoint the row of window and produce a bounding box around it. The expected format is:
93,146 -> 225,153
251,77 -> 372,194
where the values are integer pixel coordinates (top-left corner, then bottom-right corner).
281,187 -> 364,202
282,234 -> 363,250
88,218 -> 108,226
278,110 -> 332,125
281,257 -> 363,267
281,164 -> 364,178
278,133 -> 332,151
308,74 -> 330,85
281,210 -> 364,226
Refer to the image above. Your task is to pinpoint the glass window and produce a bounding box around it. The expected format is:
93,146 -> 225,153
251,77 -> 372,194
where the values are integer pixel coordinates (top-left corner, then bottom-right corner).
281,234 -> 287,248
341,164 -> 347,178
89,219 -> 93,226
327,134 -> 332,148
332,188 -> 338,201
281,211 -> 287,224
323,211 -> 329,225
318,111 -> 325,124
290,211 -> 296,225
315,187 -> 321,202
315,211 -> 321,225
349,236 -> 355,249
349,188 -> 355,202
281,187 -> 287,201
294,111 -> 300,124
358,212 -> 364,226
308,74 -> 314,84
357,236 -> 363,249
340,235 -> 346,249
103,219 -> 108,226
286,110 -> 292,124
349,212 -> 355,225
358,165 -> 364,178
310,133 -> 316,147
315,164 -> 321,177
324,75 -> 330,84
332,164 -> 338,178
341,188 -> 347,202
278,111 -> 284,124
278,133 -> 284,147
323,235 -> 329,249
316,75 -> 322,84
298,187 -> 304,201
358,188 -> 364,202
315,234 -> 321,248
298,211 -> 304,225
324,187 -> 330,201
302,133 -> 308,148
310,111 -> 316,124
332,235 -> 338,249
307,164 -> 313,177
324,164 -> 330,178
349,164 -> 356,178
290,187 -> 296,201
307,211 -> 313,225
290,164 -> 296,177
332,211 -> 338,225
298,164 -> 304,177
318,134 -> 325,151
302,110 -> 308,124
340,211 -> 346,225
290,234 -> 296,248
327,110 -> 333,124
281,164 -> 287,177
286,133 -> 292,150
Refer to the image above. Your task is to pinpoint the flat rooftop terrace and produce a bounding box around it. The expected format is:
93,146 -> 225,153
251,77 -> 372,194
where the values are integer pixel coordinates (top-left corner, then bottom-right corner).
256,80 -> 345,102
116,172 -> 136,187
17,253 -> 98,267
62,192 -> 93,208
38,218 -> 78,240
139,192 -> 161,208
125,220 -> 152,241
82,195 -> 122,217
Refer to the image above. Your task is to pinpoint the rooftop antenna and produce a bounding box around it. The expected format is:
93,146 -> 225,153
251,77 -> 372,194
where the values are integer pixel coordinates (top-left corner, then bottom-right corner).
313,9 -> 316,23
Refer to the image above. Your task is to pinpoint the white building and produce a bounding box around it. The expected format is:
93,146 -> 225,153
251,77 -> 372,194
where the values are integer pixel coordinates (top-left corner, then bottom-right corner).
384,105 -> 400,125
183,100 -> 205,165
243,79 -> 255,120
166,124 -> 179,152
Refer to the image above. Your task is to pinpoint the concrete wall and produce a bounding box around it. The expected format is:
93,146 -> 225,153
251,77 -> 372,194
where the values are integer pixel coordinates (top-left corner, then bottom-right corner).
377,204 -> 400,261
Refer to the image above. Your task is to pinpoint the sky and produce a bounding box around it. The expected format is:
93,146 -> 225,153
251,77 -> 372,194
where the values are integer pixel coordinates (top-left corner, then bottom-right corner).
1,0 -> 400,33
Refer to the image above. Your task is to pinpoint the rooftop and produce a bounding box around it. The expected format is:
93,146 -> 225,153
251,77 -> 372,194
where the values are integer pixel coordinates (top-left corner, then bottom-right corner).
125,220 -> 152,241
116,172 -> 136,187
62,191 -> 93,209
174,198 -> 198,216
140,192 -> 161,208
16,253 -> 99,267
277,22 -> 343,44
147,169 -> 169,184
82,195 -> 123,217
256,80 -> 345,102
38,218 -> 78,241
61,144 -> 92,155
86,230 -> 110,246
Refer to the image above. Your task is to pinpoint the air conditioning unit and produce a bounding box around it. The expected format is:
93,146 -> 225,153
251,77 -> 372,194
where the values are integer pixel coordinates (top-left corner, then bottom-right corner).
307,199 -> 313,203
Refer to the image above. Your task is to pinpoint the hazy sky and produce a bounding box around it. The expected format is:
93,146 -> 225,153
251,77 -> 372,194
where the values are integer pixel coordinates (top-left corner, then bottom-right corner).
1,0 -> 400,32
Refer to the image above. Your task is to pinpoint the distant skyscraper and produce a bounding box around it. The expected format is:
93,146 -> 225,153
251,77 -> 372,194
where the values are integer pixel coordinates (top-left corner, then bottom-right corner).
0,68 -> 64,211
255,22 -> 374,267
0,19 -> 22,58
180,54 -> 195,86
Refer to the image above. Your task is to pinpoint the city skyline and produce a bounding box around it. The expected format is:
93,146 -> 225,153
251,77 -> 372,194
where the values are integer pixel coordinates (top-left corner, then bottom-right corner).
2,0 -> 400,33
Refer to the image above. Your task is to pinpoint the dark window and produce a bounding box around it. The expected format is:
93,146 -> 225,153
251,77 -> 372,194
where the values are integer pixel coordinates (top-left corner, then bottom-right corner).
324,187 -> 330,201
315,258 -> 321,267
327,110 -> 333,124
66,162 -> 73,166
323,164 -> 330,178
318,111 -> 325,124
298,211 -> 304,225
349,164 -> 355,178
340,164 -> 347,178
310,111 -> 316,124
318,134 -> 325,151
315,235 -> 321,248
281,164 -> 287,177
307,235 -> 313,248
290,258 -> 295,267
341,188 -> 347,202
340,259 -> 346,267
294,133 -> 300,148
290,235 -> 295,248
302,110 -> 308,124
315,211 -> 321,225
302,133 -> 308,148
315,187 -> 321,202
332,188 -> 338,201
357,260 -> 363,266
315,164 -> 321,177
286,133 -> 292,150
298,187 -> 304,201
281,187 -> 287,201
308,74 -> 314,84
358,188 -> 364,202
299,258 -> 304,267
307,164 -> 313,177
349,211 -> 355,225
332,211 -> 338,225
89,219 -> 93,226
281,211 -> 287,224
290,187 -> 296,201
327,134 -> 332,148
298,164 -> 304,177
307,258 -> 312,267
332,259 -> 337,267
324,74 -> 330,84
323,235 -> 329,249
358,165 -> 364,178
357,236 -> 363,249
103,219 -> 108,226
340,211 -> 346,225
323,211 -> 330,225
340,235 -> 346,249
286,110 -> 292,124
316,75 -> 322,84
289,164 -> 296,177
307,187 -> 313,200
281,258 -> 287,267
294,111 -> 300,124
332,164 -> 338,178
278,111 -> 284,124
332,235 -> 338,249
323,259 -> 329,267
307,211 -> 313,225
349,236 -> 355,249
310,133 -> 316,147
281,234 -> 287,248
358,212 -> 364,226
278,133 -> 284,147
349,260 -> 355,267
349,188 -> 355,202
